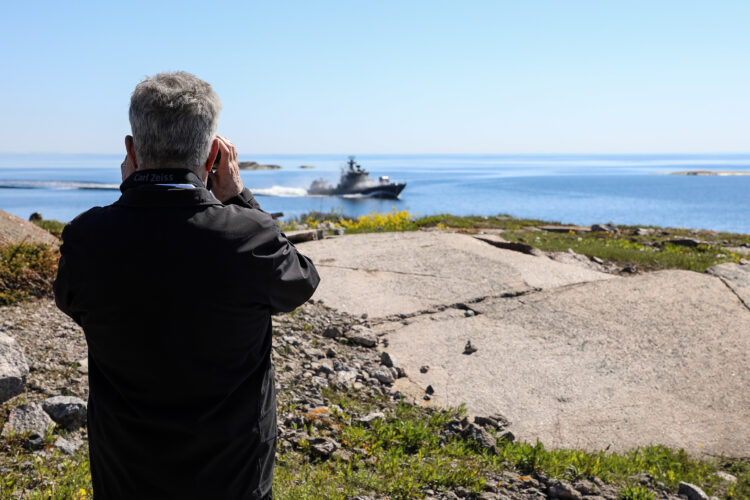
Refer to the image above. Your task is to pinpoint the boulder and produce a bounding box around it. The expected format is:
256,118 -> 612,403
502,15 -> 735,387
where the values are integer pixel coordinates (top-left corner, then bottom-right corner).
0,332 -> 30,404
1,402 -> 55,437
42,395 -> 87,430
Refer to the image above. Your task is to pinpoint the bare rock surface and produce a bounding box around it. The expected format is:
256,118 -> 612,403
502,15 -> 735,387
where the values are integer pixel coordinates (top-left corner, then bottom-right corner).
707,262 -> 750,308
0,332 -> 29,403
0,209 -> 59,246
298,231 -> 612,318
386,270 -> 750,457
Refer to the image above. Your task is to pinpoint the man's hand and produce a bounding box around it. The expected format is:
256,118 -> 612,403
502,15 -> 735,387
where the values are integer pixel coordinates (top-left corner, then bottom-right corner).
209,135 -> 244,202
121,154 -> 136,181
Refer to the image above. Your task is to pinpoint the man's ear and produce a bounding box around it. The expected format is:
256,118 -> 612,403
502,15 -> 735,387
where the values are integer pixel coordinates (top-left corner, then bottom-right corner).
205,138 -> 220,171
124,136 -> 139,171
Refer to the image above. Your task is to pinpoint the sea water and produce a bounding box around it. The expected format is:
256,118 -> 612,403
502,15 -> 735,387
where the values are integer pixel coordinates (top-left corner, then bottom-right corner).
1,153 -> 749,234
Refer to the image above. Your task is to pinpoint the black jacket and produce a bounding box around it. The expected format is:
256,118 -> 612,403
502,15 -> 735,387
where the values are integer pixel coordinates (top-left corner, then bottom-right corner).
54,169 -> 319,499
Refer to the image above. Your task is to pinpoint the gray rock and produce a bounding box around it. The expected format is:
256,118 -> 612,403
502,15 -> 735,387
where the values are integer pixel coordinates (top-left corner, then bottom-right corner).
714,471 -> 737,483
573,479 -> 599,495
465,309 -> 476,317
635,227 -> 655,236
357,412 -> 385,427
322,326 -> 342,338
1,402 -> 55,437
591,223 -> 619,234
42,396 -> 87,430
309,437 -> 339,458
76,357 -> 89,374
548,480 -> 583,500
344,326 -> 377,347
461,423 -> 497,454
420,365 -> 429,373
678,481 -> 709,500
380,351 -> 399,368
497,430 -> 515,442
54,436 -> 80,455
0,332 -> 30,404
665,238 -> 707,248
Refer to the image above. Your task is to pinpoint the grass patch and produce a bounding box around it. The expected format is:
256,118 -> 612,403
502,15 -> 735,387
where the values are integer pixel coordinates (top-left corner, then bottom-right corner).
31,219 -> 66,239
288,210 -> 748,272
0,437 -> 91,499
0,242 -> 59,305
273,388 -> 743,499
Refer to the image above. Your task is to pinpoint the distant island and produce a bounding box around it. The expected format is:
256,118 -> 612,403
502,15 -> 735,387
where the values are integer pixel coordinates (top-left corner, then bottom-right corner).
238,161 -> 281,170
299,165 -> 315,169
671,170 -> 750,176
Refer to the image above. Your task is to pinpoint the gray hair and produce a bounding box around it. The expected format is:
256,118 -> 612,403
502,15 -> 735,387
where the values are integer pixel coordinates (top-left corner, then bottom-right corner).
129,71 -> 221,170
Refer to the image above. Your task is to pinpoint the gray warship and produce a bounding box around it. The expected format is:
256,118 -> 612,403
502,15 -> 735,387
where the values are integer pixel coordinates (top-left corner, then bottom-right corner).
308,156 -> 405,199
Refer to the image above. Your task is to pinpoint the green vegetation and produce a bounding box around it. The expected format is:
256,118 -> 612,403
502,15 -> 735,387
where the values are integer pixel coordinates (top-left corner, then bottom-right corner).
272,388 -> 743,499
31,219 -> 66,239
1,375 -> 745,498
289,210 -> 749,273
0,432 -> 91,499
0,242 -> 59,305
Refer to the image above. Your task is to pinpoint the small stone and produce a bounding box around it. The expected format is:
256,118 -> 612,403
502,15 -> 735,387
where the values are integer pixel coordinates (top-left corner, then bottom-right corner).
420,365 -> 429,373
309,437 -> 339,458
344,326 -> 377,347
678,481 -> 709,500
425,385 -> 435,395
311,376 -> 329,388
380,352 -> 399,368
591,223 -> 619,234
42,396 -> 87,430
496,430 -> 515,442
423,395 -> 431,401
464,309 -> 475,317
322,326 -> 342,338
462,423 -> 498,454
25,433 -> 45,451
714,471 -> 737,483
332,449 -> 353,462
54,436 -> 80,455
325,347 -> 336,358
76,357 -> 89,374
357,412 -> 385,427
547,480 -> 583,500
2,402 -> 55,437
463,341 -> 478,355
573,479 -> 599,495
372,367 -> 395,384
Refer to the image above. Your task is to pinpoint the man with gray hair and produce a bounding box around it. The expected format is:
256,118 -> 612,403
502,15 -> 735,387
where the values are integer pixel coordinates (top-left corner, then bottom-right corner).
54,71 -> 319,499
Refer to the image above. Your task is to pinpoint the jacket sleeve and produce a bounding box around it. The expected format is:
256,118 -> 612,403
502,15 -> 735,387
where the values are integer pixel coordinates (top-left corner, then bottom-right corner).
223,187 -> 261,210
53,226 -> 82,326
250,217 -> 320,313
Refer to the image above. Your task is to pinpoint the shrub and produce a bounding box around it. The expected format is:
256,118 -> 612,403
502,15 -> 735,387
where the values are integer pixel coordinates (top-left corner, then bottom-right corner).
0,243 -> 59,305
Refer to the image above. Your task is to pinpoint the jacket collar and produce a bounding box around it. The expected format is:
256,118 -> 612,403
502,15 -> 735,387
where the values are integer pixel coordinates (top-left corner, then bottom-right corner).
116,168 -> 221,208
120,168 -> 206,193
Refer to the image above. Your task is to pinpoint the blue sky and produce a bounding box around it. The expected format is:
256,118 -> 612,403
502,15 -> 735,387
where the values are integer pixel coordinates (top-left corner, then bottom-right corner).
1,1 -> 748,154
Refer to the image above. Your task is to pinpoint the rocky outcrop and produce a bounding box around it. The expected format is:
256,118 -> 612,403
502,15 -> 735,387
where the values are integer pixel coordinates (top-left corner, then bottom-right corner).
0,209 -> 59,246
